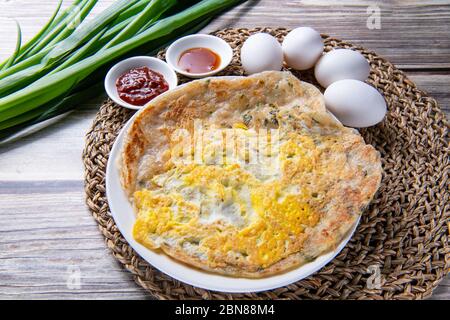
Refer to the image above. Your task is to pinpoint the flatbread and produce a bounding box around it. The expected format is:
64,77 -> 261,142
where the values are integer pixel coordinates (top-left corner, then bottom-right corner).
119,71 -> 382,277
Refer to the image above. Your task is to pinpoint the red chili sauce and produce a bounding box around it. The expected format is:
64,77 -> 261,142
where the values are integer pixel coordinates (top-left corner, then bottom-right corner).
116,66 -> 169,106
178,47 -> 221,74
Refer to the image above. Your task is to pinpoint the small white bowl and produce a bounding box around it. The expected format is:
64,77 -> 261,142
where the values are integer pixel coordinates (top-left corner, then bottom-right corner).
166,34 -> 233,78
105,56 -> 178,110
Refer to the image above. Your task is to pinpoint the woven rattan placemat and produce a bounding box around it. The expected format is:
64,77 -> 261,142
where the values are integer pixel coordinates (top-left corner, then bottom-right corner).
83,27 -> 449,300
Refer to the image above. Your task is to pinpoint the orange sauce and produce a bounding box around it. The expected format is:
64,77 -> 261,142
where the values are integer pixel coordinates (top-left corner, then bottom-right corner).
178,47 -> 221,74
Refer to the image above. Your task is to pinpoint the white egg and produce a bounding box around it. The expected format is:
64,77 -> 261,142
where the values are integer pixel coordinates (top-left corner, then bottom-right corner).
324,79 -> 386,128
282,27 -> 324,70
315,49 -> 370,87
240,33 -> 283,75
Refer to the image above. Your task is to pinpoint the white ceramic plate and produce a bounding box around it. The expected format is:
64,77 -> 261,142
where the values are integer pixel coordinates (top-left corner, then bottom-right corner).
105,78 -> 359,293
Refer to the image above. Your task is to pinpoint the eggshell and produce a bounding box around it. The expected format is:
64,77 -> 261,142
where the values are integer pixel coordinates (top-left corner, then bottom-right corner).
324,79 -> 387,128
240,33 -> 283,74
315,49 -> 370,87
282,27 -> 324,70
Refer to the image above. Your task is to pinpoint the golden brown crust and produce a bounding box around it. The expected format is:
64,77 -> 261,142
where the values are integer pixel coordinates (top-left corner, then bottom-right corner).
120,71 -> 382,278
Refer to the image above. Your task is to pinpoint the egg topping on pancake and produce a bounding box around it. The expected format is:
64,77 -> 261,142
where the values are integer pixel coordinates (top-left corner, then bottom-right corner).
134,124 -> 347,269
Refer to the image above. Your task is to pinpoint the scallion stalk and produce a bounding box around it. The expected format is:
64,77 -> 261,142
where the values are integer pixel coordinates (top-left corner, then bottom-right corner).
1,21 -> 22,70
103,0 -> 177,50
0,0 -> 245,140
23,0 -> 98,59
0,0 -> 134,95
11,0 -> 63,64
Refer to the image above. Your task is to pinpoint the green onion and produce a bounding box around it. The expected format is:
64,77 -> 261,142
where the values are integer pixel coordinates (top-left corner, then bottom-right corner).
0,0 -> 94,80
12,0 -> 63,64
103,0 -> 177,50
0,0 -> 244,140
43,0 -> 133,65
0,0 -> 66,70
0,0 -> 146,95
1,21 -> 22,70
23,0 -> 98,59
50,28 -> 109,74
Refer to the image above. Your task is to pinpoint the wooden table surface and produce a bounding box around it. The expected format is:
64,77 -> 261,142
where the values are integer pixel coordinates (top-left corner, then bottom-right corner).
0,0 -> 448,300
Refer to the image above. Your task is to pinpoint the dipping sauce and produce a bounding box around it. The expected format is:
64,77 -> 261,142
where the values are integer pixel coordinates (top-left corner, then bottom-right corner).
116,66 -> 169,106
178,47 -> 221,74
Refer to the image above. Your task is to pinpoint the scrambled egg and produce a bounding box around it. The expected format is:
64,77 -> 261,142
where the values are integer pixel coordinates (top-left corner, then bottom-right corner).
132,125 -> 329,269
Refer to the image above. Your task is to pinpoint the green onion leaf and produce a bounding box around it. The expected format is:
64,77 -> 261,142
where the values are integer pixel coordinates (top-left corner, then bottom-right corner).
1,21 -> 22,70
24,0 -> 98,59
0,0 -> 245,141
103,0 -> 177,50
12,0 -> 63,65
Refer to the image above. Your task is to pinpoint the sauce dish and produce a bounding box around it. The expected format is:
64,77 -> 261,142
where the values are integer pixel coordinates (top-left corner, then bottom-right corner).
166,34 -> 233,78
105,56 -> 178,110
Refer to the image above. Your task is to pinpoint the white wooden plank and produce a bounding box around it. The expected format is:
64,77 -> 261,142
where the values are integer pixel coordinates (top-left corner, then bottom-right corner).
0,99 -> 102,181
408,72 -> 450,113
0,189 -> 148,300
